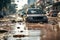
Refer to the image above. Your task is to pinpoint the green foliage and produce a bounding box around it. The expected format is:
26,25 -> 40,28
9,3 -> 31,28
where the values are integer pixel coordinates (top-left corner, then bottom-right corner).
0,0 -> 11,10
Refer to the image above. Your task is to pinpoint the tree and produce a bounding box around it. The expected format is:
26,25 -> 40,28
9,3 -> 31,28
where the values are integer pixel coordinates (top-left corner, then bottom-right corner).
0,0 -> 11,10
0,0 -> 11,18
30,3 -> 35,8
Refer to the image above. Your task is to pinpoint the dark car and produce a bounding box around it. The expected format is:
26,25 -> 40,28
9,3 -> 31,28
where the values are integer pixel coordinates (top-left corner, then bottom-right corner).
26,8 -> 48,23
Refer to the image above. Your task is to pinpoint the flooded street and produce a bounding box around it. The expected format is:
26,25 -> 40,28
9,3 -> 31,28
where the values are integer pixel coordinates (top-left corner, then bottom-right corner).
7,30 -> 41,40
0,0 -> 60,40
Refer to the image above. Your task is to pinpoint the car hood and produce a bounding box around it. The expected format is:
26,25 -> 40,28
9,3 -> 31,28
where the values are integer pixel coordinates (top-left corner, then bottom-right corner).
27,14 -> 46,17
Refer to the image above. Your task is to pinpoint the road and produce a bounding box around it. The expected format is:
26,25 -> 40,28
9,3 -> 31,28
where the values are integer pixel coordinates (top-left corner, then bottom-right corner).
0,17 -> 60,40
0,24 -> 59,40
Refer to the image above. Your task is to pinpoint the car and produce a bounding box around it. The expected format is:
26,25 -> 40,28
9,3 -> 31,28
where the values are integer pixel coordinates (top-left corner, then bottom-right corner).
48,10 -> 59,17
26,8 -> 48,23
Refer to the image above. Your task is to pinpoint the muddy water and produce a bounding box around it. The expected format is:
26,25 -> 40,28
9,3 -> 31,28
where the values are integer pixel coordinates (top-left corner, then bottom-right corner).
7,30 -> 41,40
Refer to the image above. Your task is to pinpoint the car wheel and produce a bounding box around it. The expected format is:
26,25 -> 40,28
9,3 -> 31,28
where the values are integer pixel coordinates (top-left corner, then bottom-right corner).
43,20 -> 48,23
39,22 -> 44,24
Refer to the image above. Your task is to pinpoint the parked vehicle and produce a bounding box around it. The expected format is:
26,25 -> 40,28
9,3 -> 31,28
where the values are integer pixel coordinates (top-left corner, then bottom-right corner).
26,8 -> 48,23
48,10 -> 59,17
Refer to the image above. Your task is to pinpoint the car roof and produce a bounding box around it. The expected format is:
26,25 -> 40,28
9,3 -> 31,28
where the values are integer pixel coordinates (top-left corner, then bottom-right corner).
28,8 -> 40,9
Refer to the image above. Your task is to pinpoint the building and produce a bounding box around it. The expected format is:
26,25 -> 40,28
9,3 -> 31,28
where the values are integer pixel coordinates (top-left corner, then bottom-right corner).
11,0 -> 28,11
46,0 -> 60,3
53,0 -> 60,3
28,0 -> 37,6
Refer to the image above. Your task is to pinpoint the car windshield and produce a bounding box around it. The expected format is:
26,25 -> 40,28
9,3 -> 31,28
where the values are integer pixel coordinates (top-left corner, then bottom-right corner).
27,9 -> 46,14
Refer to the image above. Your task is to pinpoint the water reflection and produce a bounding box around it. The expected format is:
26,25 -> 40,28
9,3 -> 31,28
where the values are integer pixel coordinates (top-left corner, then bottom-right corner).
7,30 -> 41,40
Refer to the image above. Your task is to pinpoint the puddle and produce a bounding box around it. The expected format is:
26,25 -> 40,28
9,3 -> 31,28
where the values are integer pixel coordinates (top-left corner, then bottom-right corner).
7,30 -> 41,40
